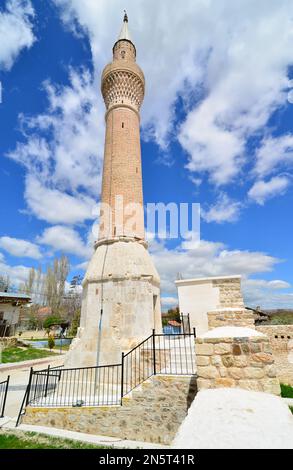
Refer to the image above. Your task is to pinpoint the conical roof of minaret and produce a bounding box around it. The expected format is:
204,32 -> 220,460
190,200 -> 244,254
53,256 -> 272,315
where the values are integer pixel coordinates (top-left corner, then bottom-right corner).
118,12 -> 132,42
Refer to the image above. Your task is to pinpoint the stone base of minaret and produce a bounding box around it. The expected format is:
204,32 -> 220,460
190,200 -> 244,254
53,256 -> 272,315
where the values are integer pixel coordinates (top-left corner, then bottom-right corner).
65,237 -> 162,368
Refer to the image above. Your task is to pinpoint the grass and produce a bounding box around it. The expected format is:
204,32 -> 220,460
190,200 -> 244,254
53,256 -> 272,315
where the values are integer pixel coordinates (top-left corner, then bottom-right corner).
0,347 -> 58,363
290,406 -> 293,415
0,430 -> 110,449
25,337 -> 73,342
280,383 -> 293,399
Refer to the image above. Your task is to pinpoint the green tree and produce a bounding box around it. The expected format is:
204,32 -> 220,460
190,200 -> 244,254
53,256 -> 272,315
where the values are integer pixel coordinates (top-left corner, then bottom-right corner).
43,315 -> 63,330
28,312 -> 38,330
68,309 -> 81,337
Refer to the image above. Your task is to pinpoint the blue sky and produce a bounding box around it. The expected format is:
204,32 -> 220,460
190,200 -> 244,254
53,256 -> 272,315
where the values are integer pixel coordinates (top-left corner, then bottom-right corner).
0,0 -> 293,309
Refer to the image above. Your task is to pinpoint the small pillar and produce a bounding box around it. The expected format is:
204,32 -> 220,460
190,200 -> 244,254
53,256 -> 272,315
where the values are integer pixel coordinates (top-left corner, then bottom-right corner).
208,308 -> 255,329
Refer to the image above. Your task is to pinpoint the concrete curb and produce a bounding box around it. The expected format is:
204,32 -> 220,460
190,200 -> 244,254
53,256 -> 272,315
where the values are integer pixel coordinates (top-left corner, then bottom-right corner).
1,420 -> 170,449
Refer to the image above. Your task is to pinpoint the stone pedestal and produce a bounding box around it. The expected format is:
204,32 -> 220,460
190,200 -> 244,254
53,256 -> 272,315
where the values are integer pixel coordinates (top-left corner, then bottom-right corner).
195,327 -> 280,395
65,238 -> 162,368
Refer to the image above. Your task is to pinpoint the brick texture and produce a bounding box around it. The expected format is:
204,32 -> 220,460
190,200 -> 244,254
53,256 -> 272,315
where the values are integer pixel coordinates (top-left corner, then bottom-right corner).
99,39 -> 145,240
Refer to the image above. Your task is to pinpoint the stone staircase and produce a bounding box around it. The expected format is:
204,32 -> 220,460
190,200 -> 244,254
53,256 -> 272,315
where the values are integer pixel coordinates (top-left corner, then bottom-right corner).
23,374 -> 197,445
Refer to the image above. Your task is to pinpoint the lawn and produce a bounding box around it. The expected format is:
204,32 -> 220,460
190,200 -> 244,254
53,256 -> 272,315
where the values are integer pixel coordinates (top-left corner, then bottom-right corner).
280,383 -> 293,399
0,347 -> 59,363
0,430 -> 110,449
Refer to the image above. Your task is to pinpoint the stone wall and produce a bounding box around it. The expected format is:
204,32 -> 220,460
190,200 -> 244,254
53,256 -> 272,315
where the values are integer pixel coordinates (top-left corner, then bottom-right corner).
256,325 -> 293,351
196,327 -> 280,395
208,308 -> 255,329
256,325 -> 293,386
22,375 -> 197,445
212,278 -> 244,309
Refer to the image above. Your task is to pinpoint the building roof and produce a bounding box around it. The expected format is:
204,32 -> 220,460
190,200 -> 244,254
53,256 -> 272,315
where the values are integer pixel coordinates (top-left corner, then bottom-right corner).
0,291 -> 31,301
175,275 -> 242,287
118,11 -> 132,42
168,320 -> 181,327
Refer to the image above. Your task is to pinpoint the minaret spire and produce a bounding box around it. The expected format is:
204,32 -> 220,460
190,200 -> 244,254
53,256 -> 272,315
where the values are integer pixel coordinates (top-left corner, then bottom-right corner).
118,10 -> 132,42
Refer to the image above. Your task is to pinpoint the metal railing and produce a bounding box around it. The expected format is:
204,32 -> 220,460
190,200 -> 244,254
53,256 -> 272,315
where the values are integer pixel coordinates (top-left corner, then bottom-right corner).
25,363 -> 121,408
180,313 -> 191,334
16,329 -> 196,424
0,375 -> 10,418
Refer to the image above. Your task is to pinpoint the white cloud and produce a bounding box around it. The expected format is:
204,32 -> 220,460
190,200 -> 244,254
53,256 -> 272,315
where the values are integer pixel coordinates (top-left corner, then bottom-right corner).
254,134 -> 293,178
37,225 -> 93,258
0,257 -> 31,286
8,0 -> 293,231
149,238 -> 279,296
7,69 -> 103,224
0,0 -> 35,71
202,193 -> 242,224
23,175 -> 96,225
52,0 -> 293,186
0,236 -> 42,259
161,296 -> 178,307
244,279 -> 290,290
242,278 -> 293,309
248,176 -> 290,205
148,239 -> 293,308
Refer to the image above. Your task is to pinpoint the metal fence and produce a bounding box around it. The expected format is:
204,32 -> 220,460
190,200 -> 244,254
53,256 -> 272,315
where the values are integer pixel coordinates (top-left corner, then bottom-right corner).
26,363 -> 121,408
0,375 -> 10,418
17,329 -> 196,423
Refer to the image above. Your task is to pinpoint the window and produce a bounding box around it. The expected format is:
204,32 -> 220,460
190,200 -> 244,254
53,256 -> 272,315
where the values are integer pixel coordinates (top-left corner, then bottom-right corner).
122,122 -> 124,128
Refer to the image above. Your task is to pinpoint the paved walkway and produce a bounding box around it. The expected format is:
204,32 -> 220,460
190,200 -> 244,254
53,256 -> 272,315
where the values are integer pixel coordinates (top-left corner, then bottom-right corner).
0,355 -> 64,419
0,419 -> 168,449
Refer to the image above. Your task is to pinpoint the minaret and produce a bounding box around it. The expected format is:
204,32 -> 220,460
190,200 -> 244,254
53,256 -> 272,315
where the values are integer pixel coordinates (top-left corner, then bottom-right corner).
65,14 -> 162,368
99,12 -> 145,241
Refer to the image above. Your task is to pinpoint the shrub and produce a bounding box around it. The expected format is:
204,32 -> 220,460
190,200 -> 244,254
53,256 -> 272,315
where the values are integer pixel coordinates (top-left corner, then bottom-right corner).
280,383 -> 293,399
48,335 -> 55,350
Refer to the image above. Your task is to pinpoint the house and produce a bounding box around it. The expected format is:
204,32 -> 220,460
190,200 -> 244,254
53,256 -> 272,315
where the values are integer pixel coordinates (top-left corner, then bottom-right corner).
0,292 -> 31,337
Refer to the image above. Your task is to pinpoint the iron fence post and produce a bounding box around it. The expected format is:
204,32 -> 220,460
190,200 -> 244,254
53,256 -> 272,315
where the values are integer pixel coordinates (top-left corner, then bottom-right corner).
44,365 -> 50,398
152,329 -> 156,376
188,313 -> 191,334
193,327 -> 196,338
26,367 -> 33,406
1,375 -> 10,418
120,352 -> 125,405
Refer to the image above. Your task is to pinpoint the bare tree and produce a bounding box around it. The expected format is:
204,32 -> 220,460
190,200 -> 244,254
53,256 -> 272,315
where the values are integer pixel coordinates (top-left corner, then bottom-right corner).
0,275 -> 10,292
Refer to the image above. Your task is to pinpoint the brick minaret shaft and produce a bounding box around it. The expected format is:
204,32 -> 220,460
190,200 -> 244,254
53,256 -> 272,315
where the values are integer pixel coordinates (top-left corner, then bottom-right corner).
99,13 -> 145,241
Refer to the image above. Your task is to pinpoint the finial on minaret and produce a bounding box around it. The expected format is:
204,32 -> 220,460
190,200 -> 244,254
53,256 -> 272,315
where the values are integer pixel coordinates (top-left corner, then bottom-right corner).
123,10 -> 128,23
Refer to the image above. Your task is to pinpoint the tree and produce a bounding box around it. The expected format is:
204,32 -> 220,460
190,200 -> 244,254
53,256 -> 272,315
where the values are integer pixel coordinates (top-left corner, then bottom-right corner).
0,275 -> 10,292
162,306 -> 180,326
43,315 -> 63,330
44,256 -> 70,314
28,312 -> 38,330
68,309 -> 81,337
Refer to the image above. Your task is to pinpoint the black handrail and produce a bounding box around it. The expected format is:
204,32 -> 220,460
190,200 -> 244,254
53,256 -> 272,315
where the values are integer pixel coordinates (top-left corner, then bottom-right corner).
0,375 -> 10,418
16,330 -> 196,418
